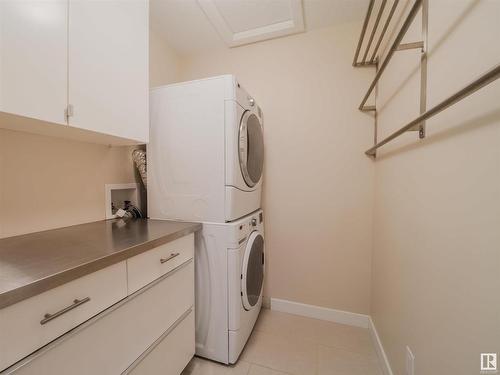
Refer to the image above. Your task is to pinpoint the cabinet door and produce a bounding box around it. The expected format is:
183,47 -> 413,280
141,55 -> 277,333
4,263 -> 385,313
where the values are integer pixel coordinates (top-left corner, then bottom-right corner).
68,0 -> 149,143
9,262 -> 194,375
127,311 -> 194,375
0,0 -> 68,125
0,261 -> 127,371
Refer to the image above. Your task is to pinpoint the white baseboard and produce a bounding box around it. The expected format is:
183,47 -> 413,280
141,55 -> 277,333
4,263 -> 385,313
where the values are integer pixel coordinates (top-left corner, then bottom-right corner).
270,298 -> 369,328
368,317 -> 393,375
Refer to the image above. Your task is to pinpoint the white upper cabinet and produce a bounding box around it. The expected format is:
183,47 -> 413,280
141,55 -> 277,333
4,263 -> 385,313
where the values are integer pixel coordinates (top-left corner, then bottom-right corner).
0,0 -> 68,125
68,0 -> 149,143
0,0 -> 149,144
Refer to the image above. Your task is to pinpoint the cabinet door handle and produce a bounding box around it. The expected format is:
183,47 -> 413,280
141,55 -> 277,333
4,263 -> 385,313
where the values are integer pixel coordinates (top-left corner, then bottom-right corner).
40,297 -> 91,325
160,252 -> 180,264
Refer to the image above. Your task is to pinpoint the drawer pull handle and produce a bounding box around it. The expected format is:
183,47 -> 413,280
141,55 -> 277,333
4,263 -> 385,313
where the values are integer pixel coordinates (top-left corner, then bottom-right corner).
160,252 -> 180,264
40,297 -> 91,325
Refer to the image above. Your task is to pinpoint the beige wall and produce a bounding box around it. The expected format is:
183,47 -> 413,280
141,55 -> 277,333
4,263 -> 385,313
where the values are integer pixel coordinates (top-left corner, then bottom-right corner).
150,27 -> 182,88
0,27 -> 181,239
372,1 -> 500,374
0,129 -> 138,238
181,23 -> 375,314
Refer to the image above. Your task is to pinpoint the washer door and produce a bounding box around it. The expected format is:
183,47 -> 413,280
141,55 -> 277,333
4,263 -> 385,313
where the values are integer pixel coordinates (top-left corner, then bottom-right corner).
238,110 -> 264,188
241,231 -> 265,311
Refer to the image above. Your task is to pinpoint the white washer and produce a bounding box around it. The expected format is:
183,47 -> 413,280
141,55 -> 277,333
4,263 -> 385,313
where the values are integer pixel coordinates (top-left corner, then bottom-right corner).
148,75 -> 264,223
195,210 -> 264,364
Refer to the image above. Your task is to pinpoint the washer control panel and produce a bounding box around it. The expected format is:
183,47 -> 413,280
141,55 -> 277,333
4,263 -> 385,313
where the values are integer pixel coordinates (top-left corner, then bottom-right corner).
236,211 -> 263,243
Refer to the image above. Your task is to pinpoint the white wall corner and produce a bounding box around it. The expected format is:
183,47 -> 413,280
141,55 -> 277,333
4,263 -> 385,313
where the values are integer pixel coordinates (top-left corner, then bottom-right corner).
368,317 -> 394,375
270,298 -> 370,328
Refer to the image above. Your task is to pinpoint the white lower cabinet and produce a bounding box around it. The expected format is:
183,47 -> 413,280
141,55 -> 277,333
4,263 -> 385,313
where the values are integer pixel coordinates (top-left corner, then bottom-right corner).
5,261 -> 194,375
0,262 -> 128,371
127,234 -> 195,294
126,310 -> 195,375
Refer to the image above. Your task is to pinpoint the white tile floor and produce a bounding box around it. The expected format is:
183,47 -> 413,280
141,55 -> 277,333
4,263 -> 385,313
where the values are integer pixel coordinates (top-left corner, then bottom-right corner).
182,309 -> 383,375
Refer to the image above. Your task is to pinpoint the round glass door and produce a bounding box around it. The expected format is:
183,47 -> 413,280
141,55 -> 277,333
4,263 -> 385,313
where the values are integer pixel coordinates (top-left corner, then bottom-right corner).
242,231 -> 265,310
238,111 -> 264,188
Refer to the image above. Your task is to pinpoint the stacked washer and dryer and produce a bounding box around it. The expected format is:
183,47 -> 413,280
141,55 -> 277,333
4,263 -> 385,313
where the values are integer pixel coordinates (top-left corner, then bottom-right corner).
148,75 -> 265,364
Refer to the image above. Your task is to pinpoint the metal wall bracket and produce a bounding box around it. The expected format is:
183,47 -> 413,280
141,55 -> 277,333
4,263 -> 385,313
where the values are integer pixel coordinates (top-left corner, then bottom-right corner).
407,0 -> 428,137
418,0 -> 429,139
365,63 -> 500,156
361,105 -> 377,112
356,0 -> 423,111
353,0 -> 433,157
64,104 -> 74,122
357,0 -> 499,157
353,61 -> 378,68
396,41 -> 424,51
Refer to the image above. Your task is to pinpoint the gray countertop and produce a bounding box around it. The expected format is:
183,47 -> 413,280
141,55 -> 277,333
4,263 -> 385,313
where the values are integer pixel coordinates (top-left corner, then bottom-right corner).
0,218 -> 201,309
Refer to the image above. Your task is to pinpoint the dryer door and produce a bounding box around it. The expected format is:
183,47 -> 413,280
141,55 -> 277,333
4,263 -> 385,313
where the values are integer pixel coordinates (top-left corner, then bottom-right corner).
238,110 -> 264,188
241,231 -> 264,311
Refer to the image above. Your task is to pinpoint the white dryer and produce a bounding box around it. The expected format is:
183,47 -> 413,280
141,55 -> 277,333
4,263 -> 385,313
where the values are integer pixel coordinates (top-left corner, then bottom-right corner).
195,210 -> 264,364
148,75 -> 264,223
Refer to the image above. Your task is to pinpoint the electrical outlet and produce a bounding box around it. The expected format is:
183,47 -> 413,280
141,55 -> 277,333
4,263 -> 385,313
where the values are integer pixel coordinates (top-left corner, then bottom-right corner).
406,346 -> 415,375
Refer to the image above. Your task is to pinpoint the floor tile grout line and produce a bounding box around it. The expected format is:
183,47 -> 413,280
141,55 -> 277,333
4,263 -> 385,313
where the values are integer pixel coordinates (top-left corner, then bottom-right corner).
253,328 -> 379,362
248,361 -> 294,374
248,360 -> 295,375
317,343 -> 380,362
315,342 -> 319,375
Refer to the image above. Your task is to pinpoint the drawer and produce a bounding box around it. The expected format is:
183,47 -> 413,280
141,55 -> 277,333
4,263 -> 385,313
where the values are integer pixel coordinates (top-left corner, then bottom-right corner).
127,233 -> 194,293
126,309 -> 194,375
6,261 -> 194,375
0,261 -> 127,371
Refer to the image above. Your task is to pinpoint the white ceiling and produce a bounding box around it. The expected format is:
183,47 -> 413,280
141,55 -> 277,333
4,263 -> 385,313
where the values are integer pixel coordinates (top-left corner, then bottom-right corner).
150,0 -> 368,56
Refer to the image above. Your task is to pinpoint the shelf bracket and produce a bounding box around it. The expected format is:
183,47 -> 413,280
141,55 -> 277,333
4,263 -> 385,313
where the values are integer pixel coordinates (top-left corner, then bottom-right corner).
395,41 -> 424,51
408,0 -> 428,137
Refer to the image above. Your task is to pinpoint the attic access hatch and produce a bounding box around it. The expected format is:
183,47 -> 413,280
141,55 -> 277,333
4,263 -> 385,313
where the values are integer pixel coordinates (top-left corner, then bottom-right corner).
197,0 -> 304,47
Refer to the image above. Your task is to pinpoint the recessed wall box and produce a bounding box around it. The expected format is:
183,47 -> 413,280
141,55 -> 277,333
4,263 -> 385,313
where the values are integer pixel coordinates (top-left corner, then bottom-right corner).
105,183 -> 140,219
